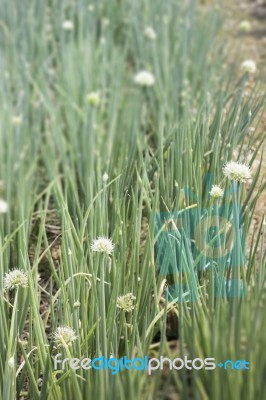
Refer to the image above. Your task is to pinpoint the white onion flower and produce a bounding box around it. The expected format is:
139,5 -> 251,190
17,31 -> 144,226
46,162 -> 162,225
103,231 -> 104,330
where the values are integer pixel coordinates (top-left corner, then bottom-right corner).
209,185 -> 224,199
100,37 -> 106,46
223,161 -> 251,182
239,20 -> 251,33
241,59 -> 256,74
102,172 -> 109,183
8,357 -> 15,368
102,18 -> 110,28
117,293 -> 136,312
91,237 -> 114,255
86,92 -> 100,107
144,26 -> 157,40
62,20 -> 74,31
12,115 -> 23,126
0,199 -> 8,213
3,269 -> 28,290
53,326 -> 77,348
134,70 -> 155,87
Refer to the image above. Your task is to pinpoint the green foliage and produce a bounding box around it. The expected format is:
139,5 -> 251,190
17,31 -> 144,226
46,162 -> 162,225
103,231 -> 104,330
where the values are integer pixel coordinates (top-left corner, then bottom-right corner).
0,0 -> 265,399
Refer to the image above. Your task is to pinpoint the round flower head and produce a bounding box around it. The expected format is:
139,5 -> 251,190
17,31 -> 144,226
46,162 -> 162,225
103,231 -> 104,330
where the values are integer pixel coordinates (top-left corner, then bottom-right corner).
239,20 -> 251,33
86,92 -> 100,107
3,269 -> 28,290
102,18 -> 110,28
91,237 -> 114,255
209,185 -> 224,199
62,20 -> 74,31
117,293 -> 136,312
0,199 -> 8,213
134,70 -> 155,87
54,326 -> 77,348
241,59 -> 256,74
223,161 -> 251,182
12,115 -> 23,126
8,357 -> 15,368
102,172 -> 109,183
144,26 -> 157,40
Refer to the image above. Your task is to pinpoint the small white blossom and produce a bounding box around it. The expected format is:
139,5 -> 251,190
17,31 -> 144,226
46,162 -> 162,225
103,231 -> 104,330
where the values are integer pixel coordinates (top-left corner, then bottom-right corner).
102,18 -> 110,28
209,185 -> 224,199
100,37 -> 106,46
3,269 -> 28,290
102,172 -> 109,183
144,26 -> 157,40
91,237 -> 114,255
117,293 -> 136,312
241,59 -> 256,74
86,92 -> 100,106
12,115 -> 23,126
62,20 -> 74,31
239,20 -> 251,33
134,70 -> 155,87
54,326 -> 77,347
0,199 -> 8,213
8,357 -> 15,368
223,161 -> 251,182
